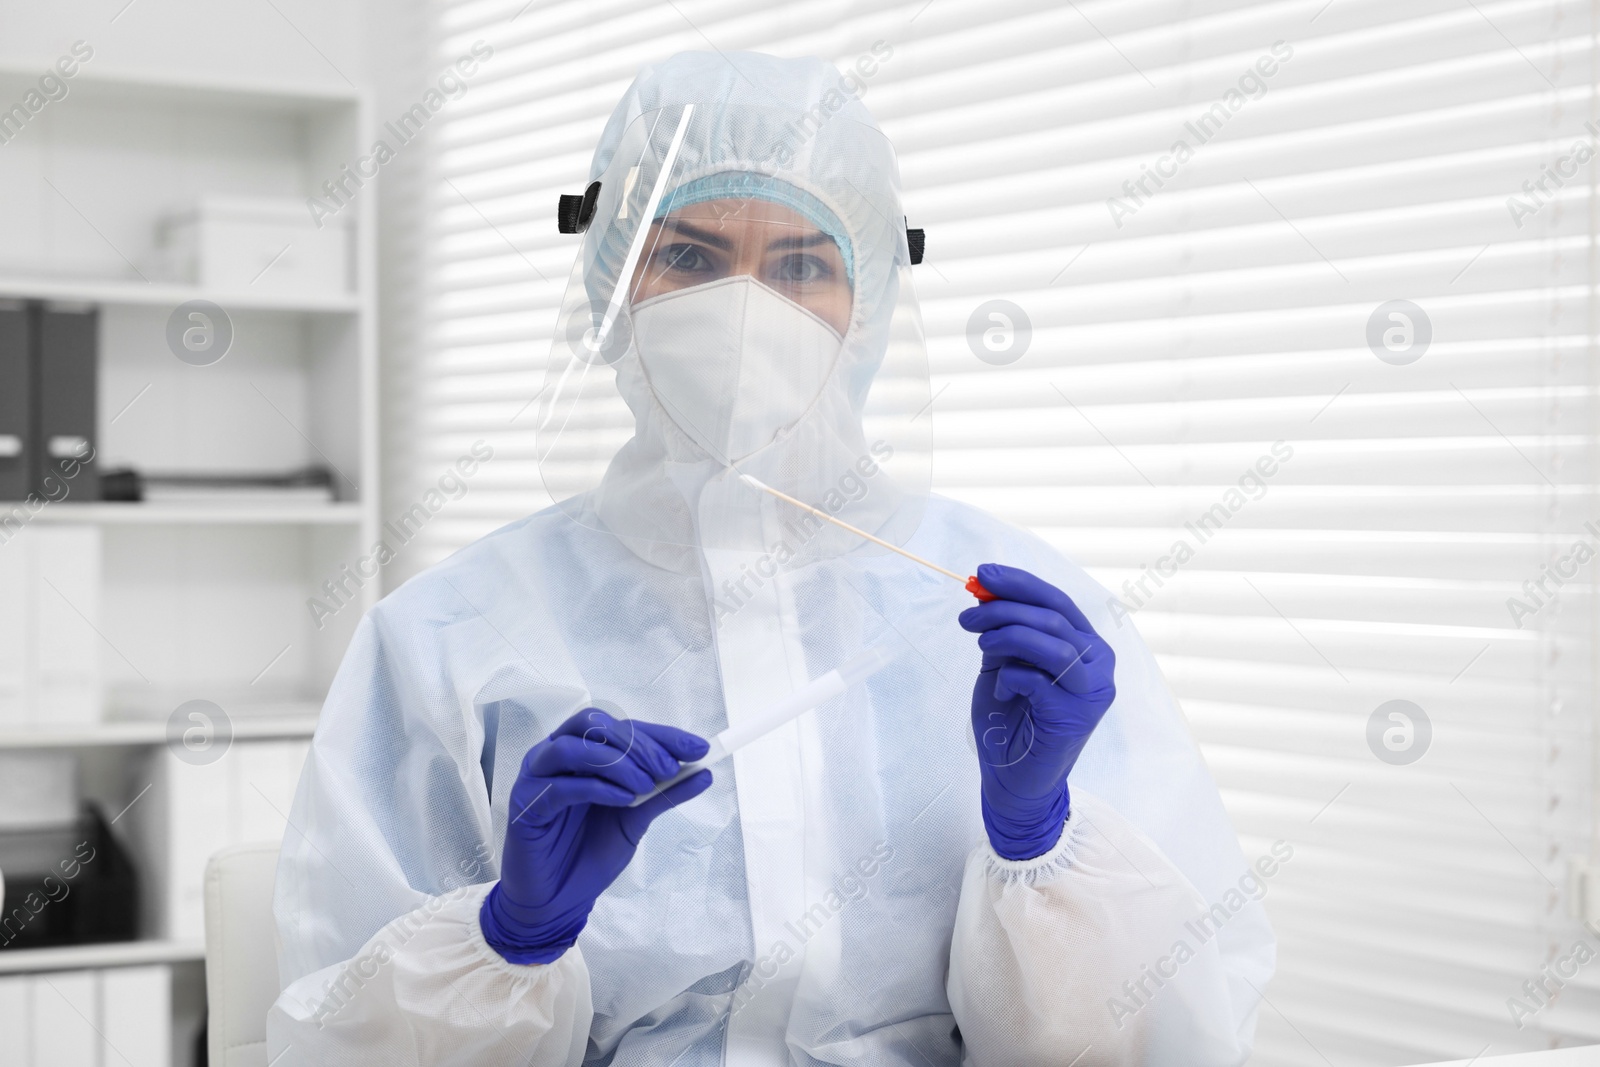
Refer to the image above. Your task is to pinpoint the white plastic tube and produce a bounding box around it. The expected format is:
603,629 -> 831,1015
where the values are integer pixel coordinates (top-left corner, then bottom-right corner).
629,643 -> 899,807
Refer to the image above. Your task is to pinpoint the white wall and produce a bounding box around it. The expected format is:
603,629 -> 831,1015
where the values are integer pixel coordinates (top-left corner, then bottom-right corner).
0,0 -> 369,90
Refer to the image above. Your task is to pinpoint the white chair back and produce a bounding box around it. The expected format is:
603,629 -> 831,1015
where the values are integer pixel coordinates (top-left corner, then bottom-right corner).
203,842 -> 280,1067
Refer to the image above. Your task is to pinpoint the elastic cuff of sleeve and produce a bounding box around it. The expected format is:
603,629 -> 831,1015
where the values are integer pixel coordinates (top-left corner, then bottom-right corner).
478,883 -> 590,965
982,783 -> 1071,862
984,802 -> 1080,885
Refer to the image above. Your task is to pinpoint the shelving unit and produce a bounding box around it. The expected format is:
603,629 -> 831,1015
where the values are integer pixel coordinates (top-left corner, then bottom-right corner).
0,63 -> 377,1067
0,940 -> 206,977
0,277 -> 361,313
31,502 -> 365,525
0,62 -> 361,112
0,712 -> 319,750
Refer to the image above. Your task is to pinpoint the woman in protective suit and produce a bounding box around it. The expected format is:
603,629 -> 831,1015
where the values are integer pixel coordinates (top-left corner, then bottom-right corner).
267,50 -> 1275,1067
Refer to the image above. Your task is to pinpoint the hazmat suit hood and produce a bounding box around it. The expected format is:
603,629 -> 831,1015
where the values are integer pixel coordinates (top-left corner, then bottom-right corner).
535,49 -> 932,575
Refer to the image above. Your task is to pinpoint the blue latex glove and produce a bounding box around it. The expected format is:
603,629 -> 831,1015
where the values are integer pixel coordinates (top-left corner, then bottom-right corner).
958,563 -> 1117,861
479,710 -> 712,963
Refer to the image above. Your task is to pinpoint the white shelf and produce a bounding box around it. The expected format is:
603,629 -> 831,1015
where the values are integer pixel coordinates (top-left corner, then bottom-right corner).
0,63 -> 360,112
0,939 -> 206,975
0,275 -> 360,313
0,713 -> 319,749
30,502 -> 363,526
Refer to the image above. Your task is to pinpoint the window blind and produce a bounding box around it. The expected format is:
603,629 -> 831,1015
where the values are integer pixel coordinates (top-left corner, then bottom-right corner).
383,0 -> 1600,1062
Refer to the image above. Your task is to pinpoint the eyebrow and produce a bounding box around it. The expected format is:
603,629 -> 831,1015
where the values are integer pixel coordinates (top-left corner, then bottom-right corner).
658,219 -> 734,251
657,219 -> 838,255
767,231 -> 836,252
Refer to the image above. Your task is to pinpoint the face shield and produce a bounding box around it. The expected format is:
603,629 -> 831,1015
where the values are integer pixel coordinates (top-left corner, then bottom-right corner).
535,102 -> 932,569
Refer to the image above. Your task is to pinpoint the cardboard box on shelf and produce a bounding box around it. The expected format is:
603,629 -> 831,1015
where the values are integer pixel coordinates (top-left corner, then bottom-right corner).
157,195 -> 350,297
0,752 -> 78,829
0,525 -> 102,729
139,738 -> 310,942
0,965 -> 170,1067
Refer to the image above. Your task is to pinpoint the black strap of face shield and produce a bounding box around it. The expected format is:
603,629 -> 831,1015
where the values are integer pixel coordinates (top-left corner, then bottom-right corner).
906,227 -> 925,264
557,181 -> 602,234
556,182 -> 927,265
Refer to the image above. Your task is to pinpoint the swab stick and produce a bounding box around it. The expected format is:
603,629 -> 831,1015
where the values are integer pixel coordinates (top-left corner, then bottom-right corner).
737,473 -> 996,601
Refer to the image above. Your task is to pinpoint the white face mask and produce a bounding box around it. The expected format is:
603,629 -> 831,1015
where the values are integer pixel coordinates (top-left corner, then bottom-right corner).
630,276 -> 844,463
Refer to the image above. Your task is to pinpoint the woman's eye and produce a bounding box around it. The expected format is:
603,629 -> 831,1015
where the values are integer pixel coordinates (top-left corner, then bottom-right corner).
658,243 -> 713,274
772,254 -> 833,285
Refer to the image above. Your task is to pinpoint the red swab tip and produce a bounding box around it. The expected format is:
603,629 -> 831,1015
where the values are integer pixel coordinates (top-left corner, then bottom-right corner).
966,576 -> 998,602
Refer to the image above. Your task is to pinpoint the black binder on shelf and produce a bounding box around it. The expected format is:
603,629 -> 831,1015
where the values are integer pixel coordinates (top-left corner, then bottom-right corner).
0,300 -> 28,501
31,302 -> 100,501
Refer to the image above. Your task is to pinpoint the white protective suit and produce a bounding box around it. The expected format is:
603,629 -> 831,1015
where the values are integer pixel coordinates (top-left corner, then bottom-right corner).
268,50 -> 1275,1067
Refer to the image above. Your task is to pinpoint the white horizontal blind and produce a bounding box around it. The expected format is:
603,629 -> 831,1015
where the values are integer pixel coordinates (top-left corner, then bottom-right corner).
386,1 -> 1600,1063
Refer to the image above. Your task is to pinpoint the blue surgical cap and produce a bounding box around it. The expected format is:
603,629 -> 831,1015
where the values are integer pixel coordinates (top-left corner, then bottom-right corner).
655,172 -> 856,287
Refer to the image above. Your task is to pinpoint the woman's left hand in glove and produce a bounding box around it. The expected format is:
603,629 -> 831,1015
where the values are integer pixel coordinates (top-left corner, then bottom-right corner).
958,563 -> 1117,861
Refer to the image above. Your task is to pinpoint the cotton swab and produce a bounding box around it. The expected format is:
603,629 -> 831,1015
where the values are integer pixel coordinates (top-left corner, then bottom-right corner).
736,472 -> 996,601
629,643 -> 900,806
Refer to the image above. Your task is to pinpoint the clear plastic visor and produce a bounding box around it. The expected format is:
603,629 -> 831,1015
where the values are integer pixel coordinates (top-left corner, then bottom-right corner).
535,103 -> 932,564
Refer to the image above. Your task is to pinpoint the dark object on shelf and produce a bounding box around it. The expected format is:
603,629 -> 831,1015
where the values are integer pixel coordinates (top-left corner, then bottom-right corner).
0,299 -> 30,501
0,803 -> 140,950
97,467 -> 140,502
99,465 -> 337,503
32,302 -> 101,502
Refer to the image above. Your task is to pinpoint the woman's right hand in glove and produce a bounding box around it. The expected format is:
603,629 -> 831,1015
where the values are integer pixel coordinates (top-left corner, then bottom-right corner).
479,709 -> 712,963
